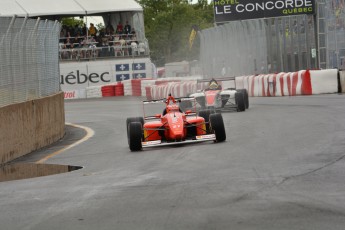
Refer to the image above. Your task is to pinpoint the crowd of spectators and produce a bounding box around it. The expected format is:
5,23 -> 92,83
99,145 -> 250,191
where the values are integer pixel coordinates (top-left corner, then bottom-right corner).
59,21 -> 147,60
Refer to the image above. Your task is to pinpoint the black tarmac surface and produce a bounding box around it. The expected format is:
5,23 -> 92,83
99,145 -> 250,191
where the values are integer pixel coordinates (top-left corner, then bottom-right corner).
1,95 -> 345,230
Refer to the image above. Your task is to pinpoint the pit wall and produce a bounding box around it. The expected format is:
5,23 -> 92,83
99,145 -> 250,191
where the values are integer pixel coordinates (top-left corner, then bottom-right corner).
63,69 -> 344,100
0,92 -> 65,164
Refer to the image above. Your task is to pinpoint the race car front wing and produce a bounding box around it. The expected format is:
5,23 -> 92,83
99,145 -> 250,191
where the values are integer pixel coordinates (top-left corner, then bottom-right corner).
142,134 -> 216,148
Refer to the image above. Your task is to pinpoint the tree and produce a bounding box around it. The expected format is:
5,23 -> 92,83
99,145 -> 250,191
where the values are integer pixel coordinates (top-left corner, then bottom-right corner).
61,17 -> 84,28
136,0 -> 214,66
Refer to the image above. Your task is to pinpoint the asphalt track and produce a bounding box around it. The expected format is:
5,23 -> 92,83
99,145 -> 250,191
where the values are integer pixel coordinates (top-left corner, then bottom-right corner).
1,95 -> 345,230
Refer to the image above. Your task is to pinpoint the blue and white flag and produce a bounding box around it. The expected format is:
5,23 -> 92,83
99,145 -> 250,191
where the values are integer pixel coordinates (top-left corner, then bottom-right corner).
132,63 -> 146,71
116,74 -> 130,81
116,64 -> 129,72
133,73 -> 147,79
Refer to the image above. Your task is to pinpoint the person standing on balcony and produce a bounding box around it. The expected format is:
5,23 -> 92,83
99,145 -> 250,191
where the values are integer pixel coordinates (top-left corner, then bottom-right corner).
124,21 -> 131,34
89,23 -> 97,36
116,21 -> 123,34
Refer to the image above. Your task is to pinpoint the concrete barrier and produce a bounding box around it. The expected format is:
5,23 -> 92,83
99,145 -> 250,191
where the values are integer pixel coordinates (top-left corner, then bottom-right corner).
0,92 -> 65,164
310,69 -> 338,94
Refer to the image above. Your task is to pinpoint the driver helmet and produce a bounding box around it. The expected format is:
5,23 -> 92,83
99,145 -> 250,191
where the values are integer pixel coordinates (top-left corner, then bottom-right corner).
209,81 -> 219,90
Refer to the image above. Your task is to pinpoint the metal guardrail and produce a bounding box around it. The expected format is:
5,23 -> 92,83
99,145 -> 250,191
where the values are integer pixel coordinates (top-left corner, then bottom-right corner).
0,16 -> 61,107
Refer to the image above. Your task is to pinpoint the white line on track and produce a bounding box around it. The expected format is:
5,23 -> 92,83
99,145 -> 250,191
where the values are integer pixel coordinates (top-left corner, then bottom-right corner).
36,123 -> 95,164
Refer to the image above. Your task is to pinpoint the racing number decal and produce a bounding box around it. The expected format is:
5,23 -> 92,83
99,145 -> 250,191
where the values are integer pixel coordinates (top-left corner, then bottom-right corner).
170,114 -> 181,129
170,114 -> 179,123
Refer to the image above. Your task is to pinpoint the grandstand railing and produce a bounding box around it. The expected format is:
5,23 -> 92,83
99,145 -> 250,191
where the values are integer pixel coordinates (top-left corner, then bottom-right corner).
58,33 -> 150,61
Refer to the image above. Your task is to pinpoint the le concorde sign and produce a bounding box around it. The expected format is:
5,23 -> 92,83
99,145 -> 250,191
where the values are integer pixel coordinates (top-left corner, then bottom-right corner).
214,0 -> 315,23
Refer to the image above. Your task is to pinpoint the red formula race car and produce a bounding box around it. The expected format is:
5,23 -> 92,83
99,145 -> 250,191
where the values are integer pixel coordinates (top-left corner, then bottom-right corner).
126,95 -> 226,151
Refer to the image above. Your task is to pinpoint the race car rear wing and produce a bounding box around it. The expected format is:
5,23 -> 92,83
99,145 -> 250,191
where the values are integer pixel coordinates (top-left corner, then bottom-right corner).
196,77 -> 236,83
143,97 -> 195,104
142,97 -> 198,119
197,77 -> 237,90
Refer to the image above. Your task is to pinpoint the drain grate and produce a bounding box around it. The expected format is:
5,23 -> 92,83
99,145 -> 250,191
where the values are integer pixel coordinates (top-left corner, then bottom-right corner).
0,163 -> 83,182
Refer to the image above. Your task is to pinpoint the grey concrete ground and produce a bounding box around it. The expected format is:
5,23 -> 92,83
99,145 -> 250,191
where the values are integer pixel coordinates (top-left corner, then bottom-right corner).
0,95 -> 345,230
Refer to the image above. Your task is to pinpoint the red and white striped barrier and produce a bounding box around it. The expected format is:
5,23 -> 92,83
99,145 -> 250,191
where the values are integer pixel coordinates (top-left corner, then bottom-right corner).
236,69 -> 338,97
147,81 -> 199,100
66,70 -> 341,100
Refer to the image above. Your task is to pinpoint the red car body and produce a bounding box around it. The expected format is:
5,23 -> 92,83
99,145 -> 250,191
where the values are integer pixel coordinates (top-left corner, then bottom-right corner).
204,89 -> 221,107
126,95 -> 226,151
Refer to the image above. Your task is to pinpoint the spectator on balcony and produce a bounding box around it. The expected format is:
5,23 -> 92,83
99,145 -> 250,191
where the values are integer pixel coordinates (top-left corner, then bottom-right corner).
106,23 -> 115,35
73,24 -> 82,37
116,21 -> 123,34
89,23 -> 97,36
131,30 -> 137,43
82,23 -> 87,36
64,37 -> 75,49
119,36 -> 126,46
124,21 -> 131,34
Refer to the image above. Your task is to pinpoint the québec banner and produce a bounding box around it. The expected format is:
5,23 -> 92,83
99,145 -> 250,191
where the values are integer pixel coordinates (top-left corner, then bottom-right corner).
214,0 -> 315,23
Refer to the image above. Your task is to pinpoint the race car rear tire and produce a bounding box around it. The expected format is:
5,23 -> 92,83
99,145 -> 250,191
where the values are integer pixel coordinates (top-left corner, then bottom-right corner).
235,92 -> 246,112
237,89 -> 249,109
129,122 -> 143,151
209,113 -> 226,142
126,117 -> 144,144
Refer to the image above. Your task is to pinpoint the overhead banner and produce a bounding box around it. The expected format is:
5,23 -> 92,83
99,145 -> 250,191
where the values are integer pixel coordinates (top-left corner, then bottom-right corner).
214,0 -> 316,23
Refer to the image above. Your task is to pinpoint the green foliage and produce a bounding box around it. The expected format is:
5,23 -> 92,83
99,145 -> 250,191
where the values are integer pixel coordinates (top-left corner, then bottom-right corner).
96,23 -> 105,31
136,0 -> 214,66
61,17 -> 84,27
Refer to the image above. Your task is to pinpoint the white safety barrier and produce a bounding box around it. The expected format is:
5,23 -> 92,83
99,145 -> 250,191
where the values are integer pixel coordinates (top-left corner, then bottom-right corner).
86,86 -> 102,98
221,80 -> 236,90
122,79 -> 133,96
310,69 -> 338,94
64,89 -> 86,100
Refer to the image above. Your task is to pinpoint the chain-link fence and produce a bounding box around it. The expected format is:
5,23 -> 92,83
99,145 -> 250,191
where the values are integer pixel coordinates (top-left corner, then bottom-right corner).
318,0 -> 345,70
0,16 -> 61,107
199,0 -> 345,78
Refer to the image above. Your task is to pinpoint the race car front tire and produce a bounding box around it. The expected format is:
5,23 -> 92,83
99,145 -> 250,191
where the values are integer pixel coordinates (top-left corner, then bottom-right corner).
209,113 -> 226,142
235,92 -> 246,112
126,117 -> 144,144
198,109 -> 212,123
129,122 -> 143,151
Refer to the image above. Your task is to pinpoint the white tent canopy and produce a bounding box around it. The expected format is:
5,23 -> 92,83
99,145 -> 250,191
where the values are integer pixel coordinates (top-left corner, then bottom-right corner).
0,0 -> 142,17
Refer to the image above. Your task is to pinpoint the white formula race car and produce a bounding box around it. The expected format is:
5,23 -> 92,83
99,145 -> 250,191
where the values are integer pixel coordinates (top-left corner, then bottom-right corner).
188,78 -> 249,113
